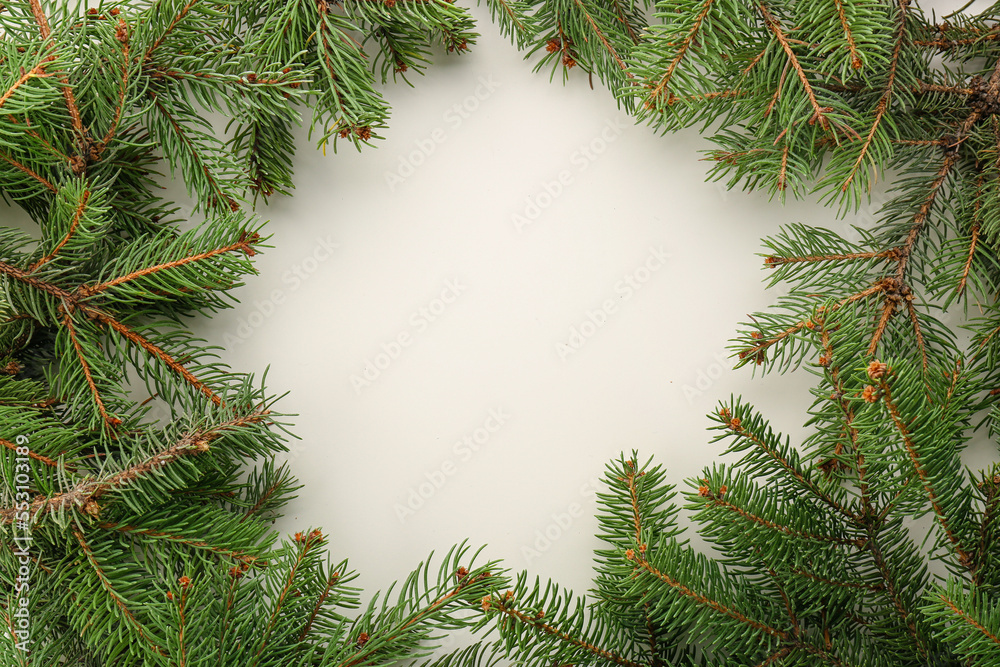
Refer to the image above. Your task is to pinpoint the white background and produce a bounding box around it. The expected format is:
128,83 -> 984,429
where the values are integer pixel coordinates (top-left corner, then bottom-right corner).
192,2 -> 864,602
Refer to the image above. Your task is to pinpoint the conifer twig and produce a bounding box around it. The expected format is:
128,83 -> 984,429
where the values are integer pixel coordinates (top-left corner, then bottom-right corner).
971,482 -> 998,585
62,314 -> 118,432
722,411 -> 861,524
841,0 -> 907,191
624,463 -> 662,667
487,595 -> 647,667
86,233 -> 259,295
28,188 -> 91,272
144,0 -> 203,61
0,407 -> 269,524
249,530 -> 323,667
72,528 -> 166,657
97,21 -> 130,155
0,259 -> 231,406
860,533 -> 927,657
95,313 -> 225,406
297,570 -> 342,642
878,375 -> 972,569
97,521 -> 261,565
29,0 -> 90,174
0,64 -> 49,110
148,94 -> 240,212
1,436 -> 61,467
832,0 -> 861,70
647,0 -> 713,103
704,491 -> 860,546
933,592 -> 1000,648
0,149 -> 57,192
758,2 -> 831,131
569,0 -> 631,75
626,551 -> 785,639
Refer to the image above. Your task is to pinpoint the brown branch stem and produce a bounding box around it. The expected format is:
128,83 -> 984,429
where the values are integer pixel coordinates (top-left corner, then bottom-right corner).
0,408 -> 268,524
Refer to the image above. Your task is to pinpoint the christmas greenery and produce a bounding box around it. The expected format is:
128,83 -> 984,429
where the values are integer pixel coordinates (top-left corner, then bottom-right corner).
449,0 -> 1000,665
0,0 -> 499,665
5,0 -> 1000,664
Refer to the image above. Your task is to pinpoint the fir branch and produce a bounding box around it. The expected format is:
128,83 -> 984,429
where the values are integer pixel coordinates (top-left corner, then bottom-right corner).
626,550 -> 785,639
758,2 -> 831,131
719,408 -> 860,524
486,595 -> 646,667
877,372 -> 973,569
764,249 -> 898,267
624,465 -> 662,667
86,231 -> 259,295
892,150 -> 959,283
97,520 -> 261,565
298,570 -> 343,642
27,187 -> 90,272
0,407 -> 268,524
97,24 -> 131,154
337,564 -> 495,667
0,148 -> 57,192
176,581 -> 190,667
934,594 -> 1000,646
859,534 -> 927,657
971,480 -> 999,585
881,57 -> 1000,334
1,435 -> 59,467
609,0 -> 638,45
493,0 -> 530,34
248,530 -> 324,667
0,259 -> 231,406
29,0 -> 87,156
841,0 -> 907,192
817,318 -> 860,475
240,477 -> 284,522
568,0 -> 630,76
62,313 -> 118,432
925,582 -> 1000,661
917,81 -> 974,95
832,0 -> 861,70
10,114 -> 71,162
647,0 -> 713,104
704,492 -> 859,546
148,93 -> 240,212
144,0 -> 204,61
626,466 -> 642,543
96,313 -> 224,406
72,528 -> 166,657
213,570 -> 242,667
873,476 -> 914,525
0,64 -> 49,110
0,260 -> 74,298
739,280 -> 888,364
787,566 -> 882,592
